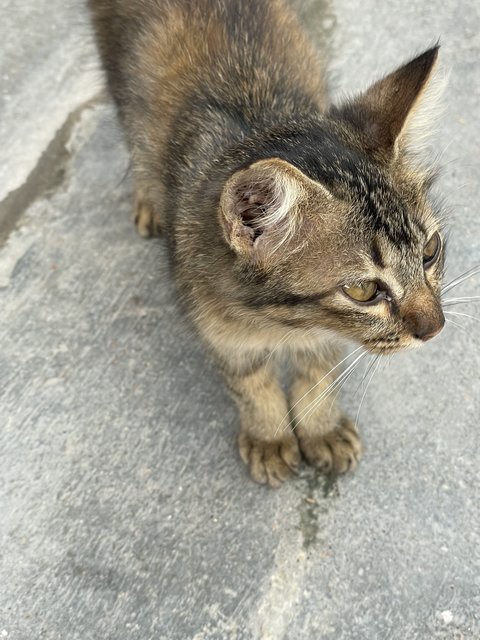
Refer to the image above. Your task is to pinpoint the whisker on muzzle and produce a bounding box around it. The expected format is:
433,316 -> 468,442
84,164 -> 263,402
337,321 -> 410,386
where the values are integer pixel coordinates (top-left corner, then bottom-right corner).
442,265 -> 480,294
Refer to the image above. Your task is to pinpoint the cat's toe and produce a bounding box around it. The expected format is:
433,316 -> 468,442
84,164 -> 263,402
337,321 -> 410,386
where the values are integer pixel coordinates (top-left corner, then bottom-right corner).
299,417 -> 362,474
238,432 -> 300,488
134,199 -> 162,237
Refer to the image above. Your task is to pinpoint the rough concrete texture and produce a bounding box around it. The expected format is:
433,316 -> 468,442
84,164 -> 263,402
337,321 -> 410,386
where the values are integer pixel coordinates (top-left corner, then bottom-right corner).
0,0 -> 479,639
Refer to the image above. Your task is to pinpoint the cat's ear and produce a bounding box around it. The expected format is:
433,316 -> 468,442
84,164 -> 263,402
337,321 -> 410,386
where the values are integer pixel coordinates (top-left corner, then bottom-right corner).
219,158 -> 330,263
334,45 -> 440,155
219,158 -> 302,262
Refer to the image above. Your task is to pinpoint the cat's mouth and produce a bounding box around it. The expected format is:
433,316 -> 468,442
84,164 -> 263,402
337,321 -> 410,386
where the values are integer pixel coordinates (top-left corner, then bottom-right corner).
364,332 -> 442,355
362,335 -> 424,354
367,344 -> 408,355
363,336 -> 402,354
362,307 -> 445,354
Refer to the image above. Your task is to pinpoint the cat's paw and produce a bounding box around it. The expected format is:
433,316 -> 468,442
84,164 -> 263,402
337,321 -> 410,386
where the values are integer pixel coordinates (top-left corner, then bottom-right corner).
238,432 -> 300,488
134,198 -> 162,238
298,417 -> 362,474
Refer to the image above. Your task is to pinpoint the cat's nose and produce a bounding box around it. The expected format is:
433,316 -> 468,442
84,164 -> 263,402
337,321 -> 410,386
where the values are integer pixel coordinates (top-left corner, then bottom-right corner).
404,309 -> 445,341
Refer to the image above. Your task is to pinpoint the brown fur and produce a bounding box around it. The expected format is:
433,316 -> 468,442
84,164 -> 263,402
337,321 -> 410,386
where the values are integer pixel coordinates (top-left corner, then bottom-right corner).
89,0 -> 446,486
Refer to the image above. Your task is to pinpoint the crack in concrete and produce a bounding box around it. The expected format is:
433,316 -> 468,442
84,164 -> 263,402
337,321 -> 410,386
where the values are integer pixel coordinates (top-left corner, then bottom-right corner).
296,468 -> 339,550
251,472 -> 339,640
0,94 -> 105,247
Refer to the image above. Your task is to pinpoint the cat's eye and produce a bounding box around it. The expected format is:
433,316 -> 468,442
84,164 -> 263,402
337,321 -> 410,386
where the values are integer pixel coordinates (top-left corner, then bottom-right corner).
423,232 -> 441,268
342,281 -> 379,303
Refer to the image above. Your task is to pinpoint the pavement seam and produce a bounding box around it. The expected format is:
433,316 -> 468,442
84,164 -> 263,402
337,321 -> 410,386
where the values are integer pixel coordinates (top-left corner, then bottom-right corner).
0,93 -> 106,247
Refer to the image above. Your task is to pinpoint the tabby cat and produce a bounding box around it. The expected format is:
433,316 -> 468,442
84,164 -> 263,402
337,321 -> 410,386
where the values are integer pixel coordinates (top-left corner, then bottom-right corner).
88,0 -> 445,487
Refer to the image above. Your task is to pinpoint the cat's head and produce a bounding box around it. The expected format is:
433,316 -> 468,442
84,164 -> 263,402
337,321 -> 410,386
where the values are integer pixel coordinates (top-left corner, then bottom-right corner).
219,46 -> 445,354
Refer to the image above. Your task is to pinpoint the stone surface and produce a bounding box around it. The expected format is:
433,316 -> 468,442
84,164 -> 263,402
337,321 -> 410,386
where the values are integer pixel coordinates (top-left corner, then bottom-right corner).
0,1 -> 479,639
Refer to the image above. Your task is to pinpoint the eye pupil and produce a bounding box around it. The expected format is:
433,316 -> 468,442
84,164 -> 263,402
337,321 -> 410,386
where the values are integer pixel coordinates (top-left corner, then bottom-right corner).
343,281 -> 378,302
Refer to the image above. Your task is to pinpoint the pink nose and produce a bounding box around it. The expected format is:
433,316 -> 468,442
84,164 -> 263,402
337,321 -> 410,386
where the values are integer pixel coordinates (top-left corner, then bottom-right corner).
404,310 -> 445,342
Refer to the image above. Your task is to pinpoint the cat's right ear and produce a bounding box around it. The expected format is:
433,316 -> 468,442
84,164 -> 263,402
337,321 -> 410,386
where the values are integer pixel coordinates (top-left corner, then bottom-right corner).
333,45 -> 441,156
219,159 -> 308,264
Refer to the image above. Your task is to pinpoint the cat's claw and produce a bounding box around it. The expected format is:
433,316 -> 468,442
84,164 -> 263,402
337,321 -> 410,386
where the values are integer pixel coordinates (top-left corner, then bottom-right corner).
298,417 -> 362,474
238,432 -> 300,488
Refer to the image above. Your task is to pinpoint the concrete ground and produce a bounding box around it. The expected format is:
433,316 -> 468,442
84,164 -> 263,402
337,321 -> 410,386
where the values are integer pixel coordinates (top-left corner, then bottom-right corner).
1,0 -> 479,638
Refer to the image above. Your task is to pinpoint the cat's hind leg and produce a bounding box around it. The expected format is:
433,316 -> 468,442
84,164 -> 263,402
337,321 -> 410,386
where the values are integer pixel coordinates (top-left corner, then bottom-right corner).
290,349 -> 362,474
134,186 -> 163,238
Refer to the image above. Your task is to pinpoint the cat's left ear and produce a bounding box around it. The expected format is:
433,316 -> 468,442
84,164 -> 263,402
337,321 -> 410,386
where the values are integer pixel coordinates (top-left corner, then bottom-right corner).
219,159 -> 303,264
333,45 -> 440,156
219,158 -> 331,264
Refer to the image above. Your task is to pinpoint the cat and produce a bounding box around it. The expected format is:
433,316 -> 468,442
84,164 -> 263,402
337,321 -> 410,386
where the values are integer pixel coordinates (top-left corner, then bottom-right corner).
88,0 -> 445,487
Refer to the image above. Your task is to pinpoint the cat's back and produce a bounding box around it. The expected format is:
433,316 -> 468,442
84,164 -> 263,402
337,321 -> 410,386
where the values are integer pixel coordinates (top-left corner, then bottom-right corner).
88,0 -> 327,122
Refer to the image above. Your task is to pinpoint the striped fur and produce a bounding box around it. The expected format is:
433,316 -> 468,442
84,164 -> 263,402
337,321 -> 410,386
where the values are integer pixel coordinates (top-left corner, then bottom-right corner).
89,0 -> 447,486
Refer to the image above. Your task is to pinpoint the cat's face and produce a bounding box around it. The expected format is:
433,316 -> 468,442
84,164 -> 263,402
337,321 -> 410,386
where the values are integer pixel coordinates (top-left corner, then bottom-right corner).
327,225 -> 445,354
221,156 -> 445,355
219,46 -> 445,354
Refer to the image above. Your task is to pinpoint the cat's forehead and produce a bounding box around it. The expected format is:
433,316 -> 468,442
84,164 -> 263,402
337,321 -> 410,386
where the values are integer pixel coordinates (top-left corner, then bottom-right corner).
330,162 -> 442,290
295,128 -> 435,245
343,161 -> 429,247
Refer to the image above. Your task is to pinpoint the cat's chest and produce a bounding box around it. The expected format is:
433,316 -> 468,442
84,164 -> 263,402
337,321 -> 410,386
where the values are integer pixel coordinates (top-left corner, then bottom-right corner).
212,318 -> 335,361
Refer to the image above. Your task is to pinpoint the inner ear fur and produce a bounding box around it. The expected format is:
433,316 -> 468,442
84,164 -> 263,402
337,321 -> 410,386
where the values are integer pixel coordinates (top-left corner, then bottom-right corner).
219,158 -> 331,263
333,45 -> 440,155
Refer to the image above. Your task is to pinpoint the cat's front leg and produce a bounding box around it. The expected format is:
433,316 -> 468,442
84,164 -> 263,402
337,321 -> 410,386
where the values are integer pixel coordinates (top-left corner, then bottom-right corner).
290,350 -> 362,474
224,362 -> 300,488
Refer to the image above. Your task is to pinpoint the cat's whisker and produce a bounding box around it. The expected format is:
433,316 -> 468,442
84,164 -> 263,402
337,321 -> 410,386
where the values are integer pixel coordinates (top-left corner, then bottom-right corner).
442,265 -> 480,293
303,352 -> 369,420
327,356 -> 368,416
288,371 -> 349,432
337,347 -> 392,403
279,364 -> 352,434
352,353 -> 378,400
442,296 -> 480,306
445,317 -> 468,334
275,346 -> 364,434
444,310 -> 480,325
287,351 -> 368,432
264,328 -> 303,368
355,355 -> 382,427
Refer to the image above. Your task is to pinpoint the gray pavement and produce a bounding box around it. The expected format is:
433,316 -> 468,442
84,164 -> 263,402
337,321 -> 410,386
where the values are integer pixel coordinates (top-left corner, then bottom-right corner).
0,1 -> 479,639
